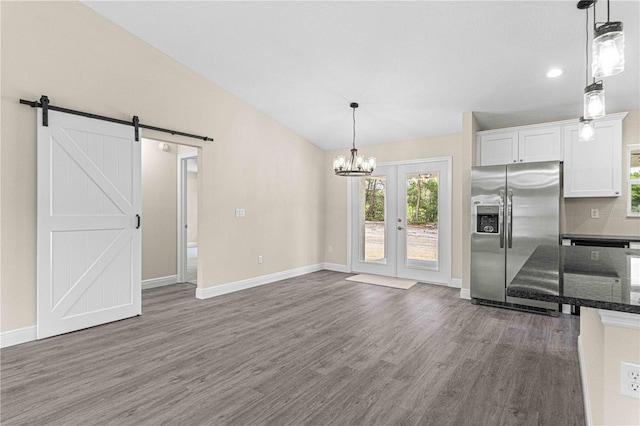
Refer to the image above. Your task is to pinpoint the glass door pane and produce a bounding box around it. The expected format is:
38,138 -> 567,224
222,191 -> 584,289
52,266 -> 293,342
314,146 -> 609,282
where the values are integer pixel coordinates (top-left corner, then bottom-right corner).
360,176 -> 387,263
405,171 -> 439,270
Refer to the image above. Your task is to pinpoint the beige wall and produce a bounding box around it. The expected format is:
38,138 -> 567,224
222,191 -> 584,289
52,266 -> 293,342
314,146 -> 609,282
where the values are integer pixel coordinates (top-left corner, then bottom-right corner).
580,308 -> 640,425
461,112 -> 478,291
324,132 -> 464,283
0,1 -> 325,332
187,171 -> 198,244
141,140 -> 177,281
565,109 -> 640,237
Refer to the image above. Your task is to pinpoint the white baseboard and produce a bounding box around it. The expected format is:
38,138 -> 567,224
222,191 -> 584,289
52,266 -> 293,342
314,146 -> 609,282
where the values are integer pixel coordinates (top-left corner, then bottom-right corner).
459,288 -> 471,300
449,278 -> 462,289
196,264 -> 324,300
142,275 -> 178,290
577,336 -> 593,426
323,263 -> 350,273
187,242 -> 198,248
1,326 -> 37,348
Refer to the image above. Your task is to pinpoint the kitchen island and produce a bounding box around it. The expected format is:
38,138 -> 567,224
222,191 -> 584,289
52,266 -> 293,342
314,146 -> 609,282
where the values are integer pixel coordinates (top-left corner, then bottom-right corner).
507,245 -> 640,314
508,245 -> 640,425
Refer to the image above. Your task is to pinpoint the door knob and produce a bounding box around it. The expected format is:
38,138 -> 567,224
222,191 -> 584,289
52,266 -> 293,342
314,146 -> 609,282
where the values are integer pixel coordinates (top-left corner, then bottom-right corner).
398,226 -> 404,230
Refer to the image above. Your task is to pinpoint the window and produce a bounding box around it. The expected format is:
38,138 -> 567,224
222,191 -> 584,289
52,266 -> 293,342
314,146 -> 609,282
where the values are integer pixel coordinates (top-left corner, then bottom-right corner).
628,144 -> 640,217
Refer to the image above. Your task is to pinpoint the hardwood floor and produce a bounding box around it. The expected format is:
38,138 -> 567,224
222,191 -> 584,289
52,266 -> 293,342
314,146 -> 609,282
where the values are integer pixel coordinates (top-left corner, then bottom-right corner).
1,271 -> 584,425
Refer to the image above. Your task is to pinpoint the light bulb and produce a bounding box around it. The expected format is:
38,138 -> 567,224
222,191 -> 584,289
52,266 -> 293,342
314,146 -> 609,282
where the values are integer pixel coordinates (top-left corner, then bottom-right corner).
599,40 -> 621,69
579,118 -> 595,142
587,95 -> 604,117
587,95 -> 603,117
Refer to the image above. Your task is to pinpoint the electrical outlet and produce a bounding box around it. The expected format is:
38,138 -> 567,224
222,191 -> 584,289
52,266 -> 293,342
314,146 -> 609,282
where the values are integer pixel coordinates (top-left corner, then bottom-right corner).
620,362 -> 640,399
628,367 -> 640,382
328,246 -> 333,253
258,255 -> 263,264
590,208 -> 599,219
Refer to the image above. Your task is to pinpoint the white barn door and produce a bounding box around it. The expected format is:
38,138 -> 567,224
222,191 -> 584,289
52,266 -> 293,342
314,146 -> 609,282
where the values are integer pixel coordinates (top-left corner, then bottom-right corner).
37,110 -> 141,339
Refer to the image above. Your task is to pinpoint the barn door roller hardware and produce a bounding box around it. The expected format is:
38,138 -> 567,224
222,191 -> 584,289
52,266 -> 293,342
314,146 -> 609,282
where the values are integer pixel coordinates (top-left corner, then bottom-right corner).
20,95 -> 214,143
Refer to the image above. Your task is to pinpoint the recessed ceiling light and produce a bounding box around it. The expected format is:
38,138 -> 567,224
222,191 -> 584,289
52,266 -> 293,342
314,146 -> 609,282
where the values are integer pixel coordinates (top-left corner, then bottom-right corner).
546,68 -> 565,78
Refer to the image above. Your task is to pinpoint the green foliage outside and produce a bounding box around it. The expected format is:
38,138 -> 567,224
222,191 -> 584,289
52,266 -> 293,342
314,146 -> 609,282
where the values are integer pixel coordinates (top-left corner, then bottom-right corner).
406,177 -> 438,225
364,178 -> 385,221
363,176 -> 439,225
632,183 -> 640,213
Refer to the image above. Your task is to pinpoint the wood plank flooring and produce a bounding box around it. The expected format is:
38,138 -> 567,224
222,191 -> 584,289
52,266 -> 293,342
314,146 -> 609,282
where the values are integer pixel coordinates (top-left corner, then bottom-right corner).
1,271 -> 584,425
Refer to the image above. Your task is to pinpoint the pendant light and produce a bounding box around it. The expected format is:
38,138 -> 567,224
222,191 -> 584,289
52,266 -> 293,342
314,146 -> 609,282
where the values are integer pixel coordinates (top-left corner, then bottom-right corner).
584,81 -> 605,119
579,116 -> 595,141
578,1 -> 605,120
592,0 -> 625,77
333,103 -> 376,177
578,2 -> 596,140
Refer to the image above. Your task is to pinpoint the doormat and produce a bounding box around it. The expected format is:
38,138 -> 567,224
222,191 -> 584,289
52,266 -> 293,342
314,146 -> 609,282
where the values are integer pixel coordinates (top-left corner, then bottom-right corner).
346,274 -> 418,290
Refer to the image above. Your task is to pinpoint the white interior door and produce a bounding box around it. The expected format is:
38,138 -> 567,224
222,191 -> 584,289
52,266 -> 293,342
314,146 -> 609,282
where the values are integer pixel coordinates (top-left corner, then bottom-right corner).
351,158 -> 451,285
37,110 -> 141,339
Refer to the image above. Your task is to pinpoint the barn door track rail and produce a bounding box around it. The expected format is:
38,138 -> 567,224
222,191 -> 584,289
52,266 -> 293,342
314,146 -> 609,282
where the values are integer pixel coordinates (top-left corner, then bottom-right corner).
20,95 -> 213,142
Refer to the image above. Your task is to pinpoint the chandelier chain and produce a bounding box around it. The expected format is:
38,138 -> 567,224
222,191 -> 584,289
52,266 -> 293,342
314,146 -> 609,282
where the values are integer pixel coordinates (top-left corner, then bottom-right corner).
352,106 -> 357,150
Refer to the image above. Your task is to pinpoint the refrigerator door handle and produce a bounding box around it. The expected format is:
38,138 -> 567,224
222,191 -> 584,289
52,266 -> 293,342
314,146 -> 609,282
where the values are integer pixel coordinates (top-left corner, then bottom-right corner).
507,190 -> 513,249
499,190 -> 505,249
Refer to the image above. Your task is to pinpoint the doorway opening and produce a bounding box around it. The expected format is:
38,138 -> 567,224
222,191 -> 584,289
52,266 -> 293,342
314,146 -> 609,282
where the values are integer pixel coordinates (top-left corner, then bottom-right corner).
178,152 -> 199,285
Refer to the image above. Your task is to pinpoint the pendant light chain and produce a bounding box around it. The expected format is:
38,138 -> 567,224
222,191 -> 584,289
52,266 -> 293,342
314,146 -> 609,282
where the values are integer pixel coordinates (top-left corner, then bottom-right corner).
352,105 -> 357,150
586,6 -> 590,86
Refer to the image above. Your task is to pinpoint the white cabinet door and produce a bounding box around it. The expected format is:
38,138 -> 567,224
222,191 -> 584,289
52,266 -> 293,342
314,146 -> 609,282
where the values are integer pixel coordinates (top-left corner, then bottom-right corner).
477,132 -> 518,165
37,110 -> 141,339
563,119 -> 622,197
518,127 -> 562,163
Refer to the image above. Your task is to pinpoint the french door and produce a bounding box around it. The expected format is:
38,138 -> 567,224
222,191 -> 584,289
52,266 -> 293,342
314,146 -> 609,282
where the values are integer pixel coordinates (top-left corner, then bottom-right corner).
350,158 -> 451,284
37,109 -> 141,339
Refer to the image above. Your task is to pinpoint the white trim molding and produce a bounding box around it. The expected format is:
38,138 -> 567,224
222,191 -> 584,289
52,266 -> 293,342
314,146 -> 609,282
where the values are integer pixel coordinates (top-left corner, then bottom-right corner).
459,288 -> 471,300
323,263 -> 350,273
196,264 -> 324,300
142,275 -> 178,290
598,310 -> 640,330
450,278 -> 462,289
1,326 -> 37,348
577,336 -> 593,426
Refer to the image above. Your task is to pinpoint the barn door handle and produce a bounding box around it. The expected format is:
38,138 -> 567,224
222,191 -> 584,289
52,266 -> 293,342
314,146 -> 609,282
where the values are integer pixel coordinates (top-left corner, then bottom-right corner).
136,214 -> 141,229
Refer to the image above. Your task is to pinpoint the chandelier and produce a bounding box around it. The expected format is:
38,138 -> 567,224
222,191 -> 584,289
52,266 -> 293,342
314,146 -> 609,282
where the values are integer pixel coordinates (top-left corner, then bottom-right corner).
333,103 -> 376,177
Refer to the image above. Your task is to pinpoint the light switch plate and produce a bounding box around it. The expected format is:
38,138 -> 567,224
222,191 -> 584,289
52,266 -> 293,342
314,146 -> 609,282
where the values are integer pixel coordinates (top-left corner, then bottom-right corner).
235,208 -> 245,218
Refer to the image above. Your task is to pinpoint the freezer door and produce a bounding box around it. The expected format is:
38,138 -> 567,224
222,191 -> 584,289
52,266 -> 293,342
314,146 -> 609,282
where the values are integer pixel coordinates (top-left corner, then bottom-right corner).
470,165 -> 506,302
505,161 -> 560,309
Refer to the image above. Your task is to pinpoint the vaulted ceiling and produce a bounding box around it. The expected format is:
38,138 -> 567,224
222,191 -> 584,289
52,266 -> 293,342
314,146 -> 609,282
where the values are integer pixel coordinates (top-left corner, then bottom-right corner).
84,1 -> 640,150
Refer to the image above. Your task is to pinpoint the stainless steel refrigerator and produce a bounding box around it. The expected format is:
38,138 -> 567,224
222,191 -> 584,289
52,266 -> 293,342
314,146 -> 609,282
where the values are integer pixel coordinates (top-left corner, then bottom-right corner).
470,160 -> 560,313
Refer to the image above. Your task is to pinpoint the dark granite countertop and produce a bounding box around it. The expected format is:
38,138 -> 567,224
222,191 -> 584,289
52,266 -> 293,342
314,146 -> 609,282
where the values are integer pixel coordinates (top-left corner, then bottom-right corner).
507,245 -> 640,314
562,234 -> 640,243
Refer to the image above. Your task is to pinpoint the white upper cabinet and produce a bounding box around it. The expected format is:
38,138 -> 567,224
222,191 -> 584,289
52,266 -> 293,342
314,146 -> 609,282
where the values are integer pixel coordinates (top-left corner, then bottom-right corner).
477,126 -> 562,166
518,127 -> 562,163
476,113 -> 626,199
563,115 -> 625,198
477,131 -> 518,165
